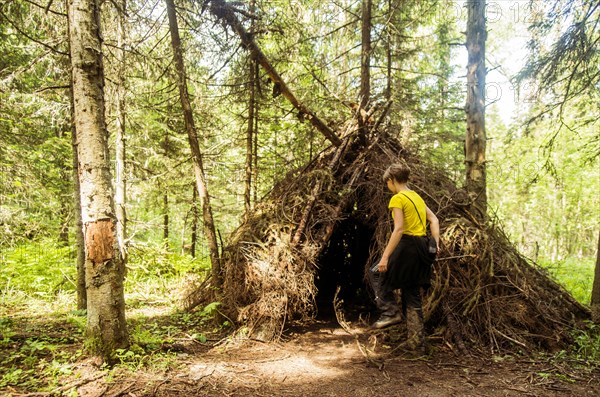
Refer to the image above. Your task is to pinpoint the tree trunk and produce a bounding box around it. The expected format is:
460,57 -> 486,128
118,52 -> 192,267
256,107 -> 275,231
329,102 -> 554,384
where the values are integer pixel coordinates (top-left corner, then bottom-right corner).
244,0 -> 257,214
162,127 -> 169,248
115,0 -> 127,260
68,0 -> 128,360
464,0 -> 487,216
58,202 -> 70,245
591,230 -> 600,323
357,0 -> 372,144
58,169 -> 70,245
253,98 -> 259,205
360,0 -> 371,109
191,184 -> 198,258
69,84 -> 86,311
163,190 -> 169,247
165,0 -> 222,287
385,0 -> 392,101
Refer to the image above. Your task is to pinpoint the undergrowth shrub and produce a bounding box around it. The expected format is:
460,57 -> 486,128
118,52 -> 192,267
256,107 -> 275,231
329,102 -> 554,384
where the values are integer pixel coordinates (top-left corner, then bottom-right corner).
0,239 -> 75,310
537,257 -> 595,304
572,322 -> 600,363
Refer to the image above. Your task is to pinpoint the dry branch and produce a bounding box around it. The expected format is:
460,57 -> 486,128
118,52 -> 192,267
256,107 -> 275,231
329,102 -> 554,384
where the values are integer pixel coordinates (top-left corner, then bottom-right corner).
207,0 -> 341,146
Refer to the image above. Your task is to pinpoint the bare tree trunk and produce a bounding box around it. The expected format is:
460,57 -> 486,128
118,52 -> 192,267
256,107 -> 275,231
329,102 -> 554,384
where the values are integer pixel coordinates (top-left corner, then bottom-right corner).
209,0 -> 341,147
191,184 -> 198,258
69,84 -> 86,311
165,0 -> 221,286
385,0 -> 392,101
591,230 -> 600,323
464,0 -> 487,216
163,190 -> 169,247
58,152 -> 71,245
244,69 -> 255,214
57,123 -> 71,246
244,0 -> 257,214
162,130 -> 169,248
68,0 -> 128,360
357,0 -> 372,144
58,201 -> 70,245
253,98 -> 259,205
115,0 -> 127,260
360,0 -> 371,109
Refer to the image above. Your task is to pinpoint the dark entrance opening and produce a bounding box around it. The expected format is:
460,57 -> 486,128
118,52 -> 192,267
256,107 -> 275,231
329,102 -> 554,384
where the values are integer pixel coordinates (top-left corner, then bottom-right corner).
314,209 -> 377,321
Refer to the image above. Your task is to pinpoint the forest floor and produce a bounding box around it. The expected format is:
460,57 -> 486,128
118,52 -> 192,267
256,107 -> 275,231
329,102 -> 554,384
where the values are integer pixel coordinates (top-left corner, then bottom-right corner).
3,315 -> 599,397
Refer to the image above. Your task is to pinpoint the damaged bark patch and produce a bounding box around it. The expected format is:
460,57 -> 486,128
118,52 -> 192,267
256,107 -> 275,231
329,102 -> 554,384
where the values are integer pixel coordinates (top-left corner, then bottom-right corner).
85,219 -> 115,263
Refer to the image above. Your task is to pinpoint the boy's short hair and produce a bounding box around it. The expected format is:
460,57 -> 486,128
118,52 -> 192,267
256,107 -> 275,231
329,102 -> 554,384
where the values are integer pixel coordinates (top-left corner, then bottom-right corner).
383,163 -> 411,184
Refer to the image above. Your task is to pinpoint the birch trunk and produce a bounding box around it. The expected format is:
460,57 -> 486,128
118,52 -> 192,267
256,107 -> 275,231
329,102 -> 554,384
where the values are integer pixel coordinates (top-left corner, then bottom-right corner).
68,0 -> 128,359
465,0 -> 487,216
165,0 -> 221,286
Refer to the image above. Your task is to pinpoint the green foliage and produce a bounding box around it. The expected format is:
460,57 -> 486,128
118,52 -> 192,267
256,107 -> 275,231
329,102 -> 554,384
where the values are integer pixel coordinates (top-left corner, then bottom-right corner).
0,241 -> 217,391
113,346 -> 146,370
571,322 -> 600,363
125,243 -> 211,308
0,239 -> 76,310
0,333 -> 80,390
488,108 -> 599,287
0,1 -> 71,248
537,258 -> 595,304
0,368 -> 24,388
128,243 -> 209,279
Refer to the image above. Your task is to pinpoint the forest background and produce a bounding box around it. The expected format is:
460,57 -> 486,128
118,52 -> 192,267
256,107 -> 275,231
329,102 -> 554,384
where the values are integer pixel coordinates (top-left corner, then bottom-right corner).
0,0 -> 599,388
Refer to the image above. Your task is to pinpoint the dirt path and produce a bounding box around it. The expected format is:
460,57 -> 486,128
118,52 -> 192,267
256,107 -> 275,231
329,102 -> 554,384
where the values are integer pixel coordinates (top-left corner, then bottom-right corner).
73,323 -> 599,397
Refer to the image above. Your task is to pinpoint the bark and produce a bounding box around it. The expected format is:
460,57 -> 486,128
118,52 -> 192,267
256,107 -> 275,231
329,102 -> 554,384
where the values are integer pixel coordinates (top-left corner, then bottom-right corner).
69,84 -> 86,311
357,0 -> 372,144
360,0 -> 371,109
208,0 -> 341,146
244,0 -> 257,214
115,0 -> 127,260
58,202 -> 70,245
591,230 -> 600,323
162,133 -> 169,247
68,0 -> 128,359
58,158 -> 71,245
253,99 -> 259,205
191,184 -> 198,258
165,0 -> 222,286
385,0 -> 392,101
163,190 -> 169,246
464,0 -> 487,216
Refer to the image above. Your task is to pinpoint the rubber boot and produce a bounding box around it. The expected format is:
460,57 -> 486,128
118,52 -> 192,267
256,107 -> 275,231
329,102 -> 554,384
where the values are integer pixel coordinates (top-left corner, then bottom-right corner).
405,307 -> 424,352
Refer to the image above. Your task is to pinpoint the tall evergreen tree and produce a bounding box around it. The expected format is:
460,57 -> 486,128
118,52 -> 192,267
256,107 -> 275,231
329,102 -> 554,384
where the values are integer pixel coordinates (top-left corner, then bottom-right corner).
464,0 -> 487,216
165,0 -> 222,286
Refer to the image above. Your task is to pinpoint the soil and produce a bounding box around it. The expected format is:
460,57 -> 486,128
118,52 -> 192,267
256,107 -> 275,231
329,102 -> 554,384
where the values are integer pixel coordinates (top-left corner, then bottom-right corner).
59,321 -> 599,397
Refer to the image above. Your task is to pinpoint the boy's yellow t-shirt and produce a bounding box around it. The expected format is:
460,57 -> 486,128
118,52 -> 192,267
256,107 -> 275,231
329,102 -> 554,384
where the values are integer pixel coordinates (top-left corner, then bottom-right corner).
388,190 -> 427,236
